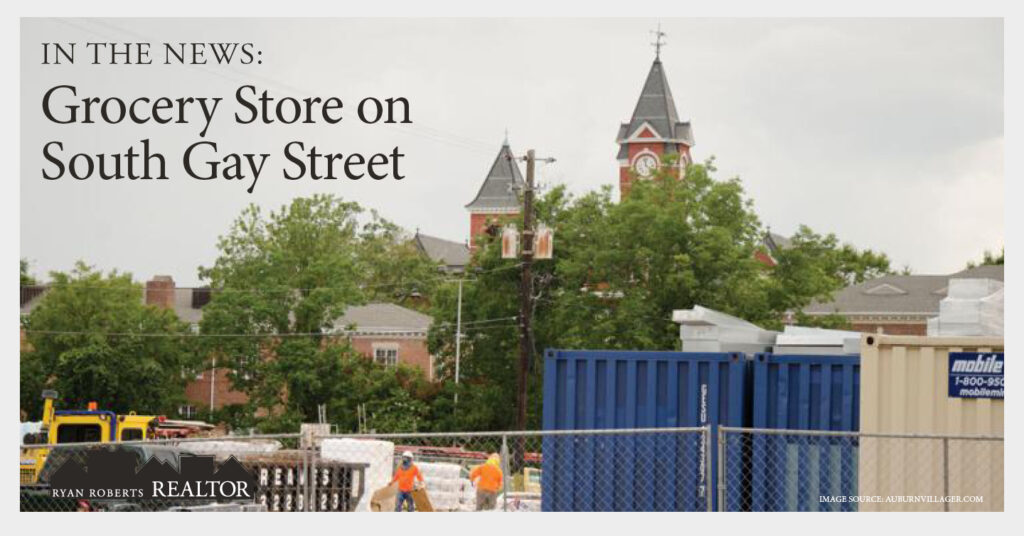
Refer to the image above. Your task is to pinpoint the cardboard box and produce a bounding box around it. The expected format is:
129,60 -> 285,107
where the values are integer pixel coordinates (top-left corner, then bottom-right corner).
411,487 -> 434,512
370,483 -> 397,512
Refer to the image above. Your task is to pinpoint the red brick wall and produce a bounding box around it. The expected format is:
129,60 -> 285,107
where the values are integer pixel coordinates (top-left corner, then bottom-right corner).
349,336 -> 433,380
469,211 -> 518,249
145,276 -> 175,309
619,141 -> 689,198
850,322 -> 927,336
184,368 -> 250,411
182,335 -> 436,413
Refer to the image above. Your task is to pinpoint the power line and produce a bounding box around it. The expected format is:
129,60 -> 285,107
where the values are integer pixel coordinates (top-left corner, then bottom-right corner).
20,263 -> 525,296
21,316 -> 518,339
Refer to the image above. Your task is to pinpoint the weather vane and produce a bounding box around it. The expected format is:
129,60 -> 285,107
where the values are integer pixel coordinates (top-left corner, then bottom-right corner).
651,23 -> 667,59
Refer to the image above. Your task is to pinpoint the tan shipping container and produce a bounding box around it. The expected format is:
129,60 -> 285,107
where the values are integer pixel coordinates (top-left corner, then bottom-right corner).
858,334 -> 1003,511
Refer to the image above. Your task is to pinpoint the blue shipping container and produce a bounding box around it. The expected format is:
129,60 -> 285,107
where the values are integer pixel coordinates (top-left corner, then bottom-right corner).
541,349 -> 750,512
742,353 -> 861,512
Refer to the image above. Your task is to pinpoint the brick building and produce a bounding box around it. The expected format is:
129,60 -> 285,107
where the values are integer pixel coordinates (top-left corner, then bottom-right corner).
331,303 -> 434,380
21,275 -> 438,417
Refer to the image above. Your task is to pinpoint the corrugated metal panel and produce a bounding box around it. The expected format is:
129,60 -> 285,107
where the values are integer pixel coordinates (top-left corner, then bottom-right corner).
541,349 -> 749,511
752,354 -> 860,431
743,354 -> 860,511
858,335 -> 1003,511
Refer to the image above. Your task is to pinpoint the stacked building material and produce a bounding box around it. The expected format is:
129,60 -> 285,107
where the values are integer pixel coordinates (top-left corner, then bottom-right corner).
321,438 -> 394,512
928,278 -> 1004,336
417,461 -> 463,511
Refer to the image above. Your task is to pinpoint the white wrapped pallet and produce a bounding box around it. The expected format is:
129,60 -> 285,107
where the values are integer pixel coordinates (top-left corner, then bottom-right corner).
185,440 -> 282,456
321,438 -> 395,512
773,325 -> 860,355
673,305 -> 777,354
458,478 -> 477,510
980,288 -> 1004,334
928,280 -> 1004,337
946,278 -> 1003,299
417,461 -> 464,511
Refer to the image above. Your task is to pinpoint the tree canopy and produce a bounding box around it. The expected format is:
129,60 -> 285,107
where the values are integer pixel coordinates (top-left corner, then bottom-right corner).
428,157 -> 892,430
966,247 -> 1004,269
20,262 -> 196,418
197,194 -> 443,430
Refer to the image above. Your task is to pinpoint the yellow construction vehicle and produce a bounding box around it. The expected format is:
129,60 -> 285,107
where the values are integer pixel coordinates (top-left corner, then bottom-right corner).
20,390 -> 166,484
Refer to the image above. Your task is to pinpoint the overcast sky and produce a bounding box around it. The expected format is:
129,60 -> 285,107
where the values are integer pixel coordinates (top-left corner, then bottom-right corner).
21,18 -> 1003,286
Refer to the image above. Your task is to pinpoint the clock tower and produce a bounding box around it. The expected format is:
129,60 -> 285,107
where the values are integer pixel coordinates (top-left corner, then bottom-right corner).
616,43 -> 694,198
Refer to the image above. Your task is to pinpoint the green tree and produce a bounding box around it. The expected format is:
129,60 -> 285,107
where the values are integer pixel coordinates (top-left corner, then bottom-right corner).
21,258 -> 37,286
966,247 -> 1004,269
198,194 -> 442,428
428,157 -> 893,430
765,225 -> 891,328
20,262 -> 196,417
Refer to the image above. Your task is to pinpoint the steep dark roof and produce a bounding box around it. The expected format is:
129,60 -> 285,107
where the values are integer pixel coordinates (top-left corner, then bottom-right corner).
465,142 -> 524,211
764,232 -> 793,257
804,265 -> 1004,316
616,58 -> 694,160
414,233 -> 470,269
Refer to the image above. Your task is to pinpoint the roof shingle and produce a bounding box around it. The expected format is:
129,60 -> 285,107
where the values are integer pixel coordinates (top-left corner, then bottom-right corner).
804,265 -> 1004,316
465,142 -> 524,211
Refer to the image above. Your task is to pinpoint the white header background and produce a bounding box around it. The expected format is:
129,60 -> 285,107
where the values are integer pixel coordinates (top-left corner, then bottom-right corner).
20,17 -> 1003,285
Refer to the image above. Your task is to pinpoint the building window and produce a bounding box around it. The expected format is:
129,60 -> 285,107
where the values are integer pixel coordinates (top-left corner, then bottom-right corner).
373,344 -> 399,368
178,405 -> 197,419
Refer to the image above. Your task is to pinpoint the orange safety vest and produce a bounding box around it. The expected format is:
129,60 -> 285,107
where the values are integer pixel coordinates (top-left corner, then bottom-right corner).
470,463 -> 503,493
391,463 -> 423,492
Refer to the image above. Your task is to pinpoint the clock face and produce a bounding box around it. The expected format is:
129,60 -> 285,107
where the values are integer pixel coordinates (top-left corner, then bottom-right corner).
634,154 -> 658,177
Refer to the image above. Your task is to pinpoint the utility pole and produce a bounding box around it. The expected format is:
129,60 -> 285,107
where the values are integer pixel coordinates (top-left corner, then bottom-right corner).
516,149 -> 554,431
454,278 -> 463,410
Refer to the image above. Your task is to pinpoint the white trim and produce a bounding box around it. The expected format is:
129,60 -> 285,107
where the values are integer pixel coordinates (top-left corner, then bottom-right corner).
863,283 -> 908,295
630,149 -> 660,178
372,343 -> 400,368
467,207 -> 520,215
627,121 -> 662,141
803,311 -> 932,318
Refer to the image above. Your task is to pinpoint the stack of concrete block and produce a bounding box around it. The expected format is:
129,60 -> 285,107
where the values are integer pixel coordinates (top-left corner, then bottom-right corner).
320,438 -> 395,512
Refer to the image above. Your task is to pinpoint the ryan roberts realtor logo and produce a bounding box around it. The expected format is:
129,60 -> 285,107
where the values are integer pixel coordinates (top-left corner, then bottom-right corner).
48,447 -> 256,502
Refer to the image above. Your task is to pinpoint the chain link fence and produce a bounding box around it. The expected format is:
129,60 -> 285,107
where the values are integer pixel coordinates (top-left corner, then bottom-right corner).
317,427 -> 711,512
21,427 -> 711,512
23,426 -> 1000,512
718,427 -> 1004,512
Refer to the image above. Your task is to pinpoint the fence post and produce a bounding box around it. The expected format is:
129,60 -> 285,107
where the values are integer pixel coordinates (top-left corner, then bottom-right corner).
717,427 -> 726,512
310,441 -> 319,512
942,437 -> 950,512
704,427 -> 713,512
302,443 -> 309,512
500,434 -> 510,512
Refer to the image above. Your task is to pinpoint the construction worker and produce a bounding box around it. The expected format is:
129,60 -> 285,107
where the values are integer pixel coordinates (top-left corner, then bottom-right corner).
469,453 -> 503,511
391,451 -> 424,512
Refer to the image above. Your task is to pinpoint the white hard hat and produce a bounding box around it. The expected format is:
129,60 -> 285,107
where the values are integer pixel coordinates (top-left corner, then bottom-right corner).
402,451 -> 414,459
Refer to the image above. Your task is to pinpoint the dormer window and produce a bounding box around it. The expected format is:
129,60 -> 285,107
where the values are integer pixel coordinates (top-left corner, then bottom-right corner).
863,283 -> 907,296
